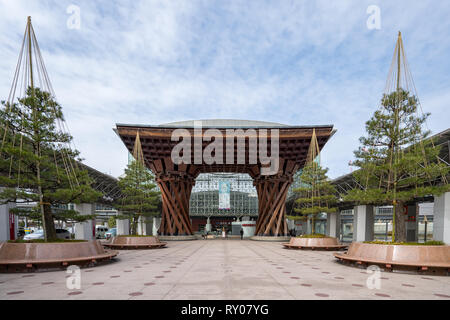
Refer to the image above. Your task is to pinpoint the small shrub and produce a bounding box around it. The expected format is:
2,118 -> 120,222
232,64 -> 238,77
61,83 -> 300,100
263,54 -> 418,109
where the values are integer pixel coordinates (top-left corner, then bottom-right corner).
296,233 -> 329,238
117,235 -> 154,237
363,240 -> 444,246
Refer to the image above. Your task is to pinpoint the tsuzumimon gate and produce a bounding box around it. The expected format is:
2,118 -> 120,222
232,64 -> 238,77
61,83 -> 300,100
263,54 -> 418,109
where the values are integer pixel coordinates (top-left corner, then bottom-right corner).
115,120 -> 335,237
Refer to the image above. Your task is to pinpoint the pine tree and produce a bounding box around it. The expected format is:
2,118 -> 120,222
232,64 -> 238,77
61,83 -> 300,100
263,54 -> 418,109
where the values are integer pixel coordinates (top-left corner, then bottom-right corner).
345,89 -> 450,242
115,159 -> 161,235
293,162 -> 337,235
108,216 -> 116,228
0,87 -> 101,241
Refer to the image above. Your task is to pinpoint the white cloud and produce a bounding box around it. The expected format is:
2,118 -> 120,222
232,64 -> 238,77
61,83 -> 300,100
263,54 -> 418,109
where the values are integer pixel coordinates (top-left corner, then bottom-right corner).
0,0 -> 449,179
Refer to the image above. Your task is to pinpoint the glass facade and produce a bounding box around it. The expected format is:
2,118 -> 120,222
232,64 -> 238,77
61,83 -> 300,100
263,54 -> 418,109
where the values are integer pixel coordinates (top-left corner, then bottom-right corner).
340,209 -> 354,242
373,206 -> 393,241
190,173 -> 258,217
418,216 -> 434,242
337,204 -> 434,242
313,212 -> 327,235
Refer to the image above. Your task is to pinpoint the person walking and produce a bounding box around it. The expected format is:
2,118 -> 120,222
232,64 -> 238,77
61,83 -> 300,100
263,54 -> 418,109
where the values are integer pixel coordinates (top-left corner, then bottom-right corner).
240,228 -> 244,240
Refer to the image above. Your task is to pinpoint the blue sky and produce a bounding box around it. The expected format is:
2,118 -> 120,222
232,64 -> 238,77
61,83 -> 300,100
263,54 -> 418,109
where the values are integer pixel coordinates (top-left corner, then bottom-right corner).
0,0 -> 449,178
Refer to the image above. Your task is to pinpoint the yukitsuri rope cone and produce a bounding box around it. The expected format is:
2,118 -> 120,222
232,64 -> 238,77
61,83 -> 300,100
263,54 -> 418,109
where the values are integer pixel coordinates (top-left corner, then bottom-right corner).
104,132 -> 167,249
283,130 -> 346,250
0,17 -> 117,272
335,32 -> 450,274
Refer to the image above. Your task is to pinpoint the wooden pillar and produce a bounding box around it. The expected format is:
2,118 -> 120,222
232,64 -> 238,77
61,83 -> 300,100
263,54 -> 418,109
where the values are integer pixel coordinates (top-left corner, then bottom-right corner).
156,173 -> 194,235
254,159 -> 298,236
254,174 -> 293,236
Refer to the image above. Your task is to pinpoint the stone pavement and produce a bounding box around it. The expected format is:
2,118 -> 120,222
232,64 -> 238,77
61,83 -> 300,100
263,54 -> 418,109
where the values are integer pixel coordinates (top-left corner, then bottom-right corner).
0,240 -> 449,300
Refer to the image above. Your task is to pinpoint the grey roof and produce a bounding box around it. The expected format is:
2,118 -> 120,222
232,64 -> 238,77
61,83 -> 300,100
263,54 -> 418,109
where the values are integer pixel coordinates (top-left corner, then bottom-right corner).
331,127 -> 450,204
116,119 -> 334,129
77,162 -> 122,202
158,119 -> 291,128
332,127 -> 450,184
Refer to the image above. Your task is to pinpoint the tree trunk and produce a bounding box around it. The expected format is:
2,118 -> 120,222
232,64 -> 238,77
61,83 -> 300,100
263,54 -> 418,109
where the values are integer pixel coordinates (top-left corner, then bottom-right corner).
394,201 -> 407,242
131,216 -> 138,235
43,203 -> 57,240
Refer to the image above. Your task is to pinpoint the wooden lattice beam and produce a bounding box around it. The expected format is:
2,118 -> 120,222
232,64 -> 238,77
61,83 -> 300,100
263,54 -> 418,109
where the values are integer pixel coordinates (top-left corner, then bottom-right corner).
156,172 -> 195,235
254,160 -> 298,236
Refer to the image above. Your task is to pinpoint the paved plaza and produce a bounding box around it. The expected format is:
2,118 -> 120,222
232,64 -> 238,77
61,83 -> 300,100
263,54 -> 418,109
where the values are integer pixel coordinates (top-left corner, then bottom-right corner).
0,240 -> 449,300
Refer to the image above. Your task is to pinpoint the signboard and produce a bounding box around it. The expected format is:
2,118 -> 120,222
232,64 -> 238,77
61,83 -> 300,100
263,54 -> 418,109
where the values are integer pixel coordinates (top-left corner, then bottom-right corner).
218,180 -> 231,210
9,213 -> 15,241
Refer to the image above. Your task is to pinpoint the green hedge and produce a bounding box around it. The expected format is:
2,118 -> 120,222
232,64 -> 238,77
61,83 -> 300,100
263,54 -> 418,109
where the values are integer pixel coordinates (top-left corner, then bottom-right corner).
296,233 -> 329,238
117,235 -> 154,237
363,240 -> 444,246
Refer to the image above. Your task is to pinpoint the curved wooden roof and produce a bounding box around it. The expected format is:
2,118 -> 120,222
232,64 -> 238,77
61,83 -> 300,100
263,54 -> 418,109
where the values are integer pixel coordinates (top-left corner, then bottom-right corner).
115,121 -> 335,179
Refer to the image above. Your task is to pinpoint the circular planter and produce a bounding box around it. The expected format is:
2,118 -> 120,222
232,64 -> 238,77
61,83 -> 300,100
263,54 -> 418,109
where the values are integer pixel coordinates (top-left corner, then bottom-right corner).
103,236 -> 167,249
250,236 -> 291,242
0,240 -> 118,272
282,237 -> 347,250
334,242 -> 450,274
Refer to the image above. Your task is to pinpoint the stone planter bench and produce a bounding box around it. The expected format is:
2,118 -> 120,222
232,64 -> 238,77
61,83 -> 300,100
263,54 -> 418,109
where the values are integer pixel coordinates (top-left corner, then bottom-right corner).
334,242 -> 450,274
0,240 -> 117,272
158,235 -> 198,241
103,236 -> 167,249
282,237 -> 347,250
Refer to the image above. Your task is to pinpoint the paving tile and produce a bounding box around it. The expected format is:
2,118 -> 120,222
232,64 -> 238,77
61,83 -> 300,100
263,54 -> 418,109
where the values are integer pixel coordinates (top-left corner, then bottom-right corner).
7,291 -> 24,295
434,293 -> 450,298
315,293 -> 329,297
0,240 -> 448,300
375,293 -> 391,298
